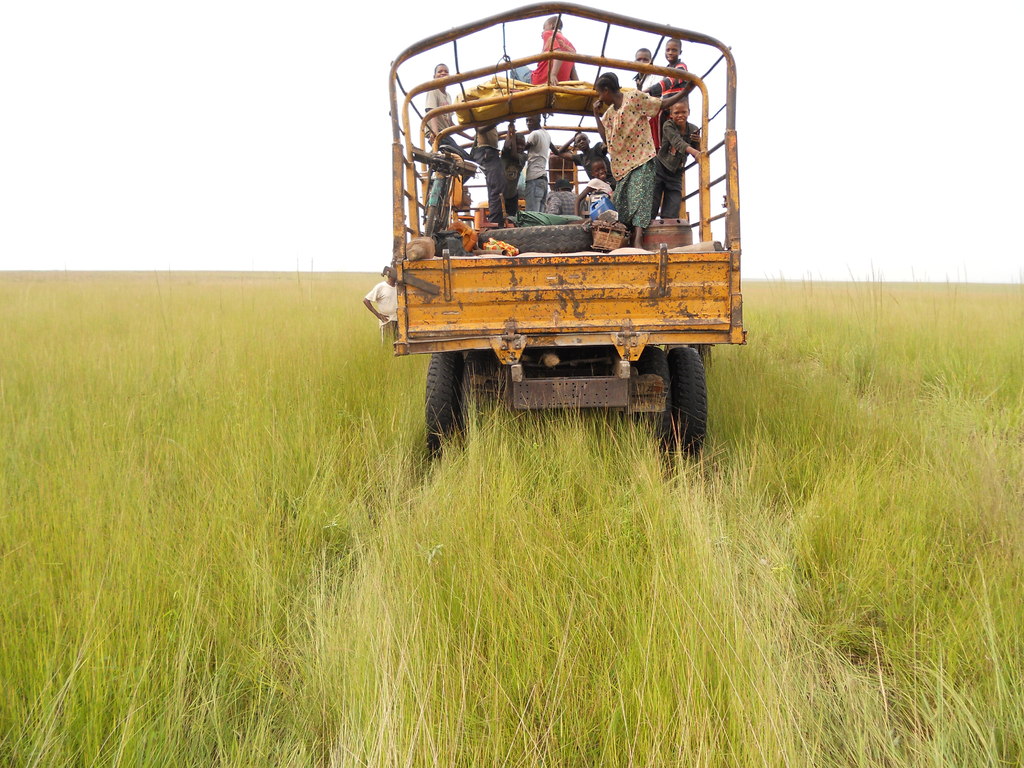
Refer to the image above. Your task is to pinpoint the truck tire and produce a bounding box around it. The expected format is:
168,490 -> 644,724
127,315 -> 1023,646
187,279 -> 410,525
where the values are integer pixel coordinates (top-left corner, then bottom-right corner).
668,346 -> 708,454
482,222 -> 591,254
425,351 -> 465,455
635,345 -> 674,448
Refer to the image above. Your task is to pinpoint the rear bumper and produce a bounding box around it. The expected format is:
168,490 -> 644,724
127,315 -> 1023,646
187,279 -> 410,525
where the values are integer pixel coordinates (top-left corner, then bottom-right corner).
508,372 -> 666,412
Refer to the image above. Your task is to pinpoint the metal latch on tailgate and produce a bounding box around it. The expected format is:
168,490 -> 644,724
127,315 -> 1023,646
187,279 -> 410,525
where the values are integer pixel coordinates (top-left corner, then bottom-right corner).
491,322 -> 527,365
612,321 -> 649,362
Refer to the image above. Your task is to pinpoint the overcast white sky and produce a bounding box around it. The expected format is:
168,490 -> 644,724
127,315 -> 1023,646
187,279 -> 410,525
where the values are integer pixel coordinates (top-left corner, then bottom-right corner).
1,0 -> 1022,282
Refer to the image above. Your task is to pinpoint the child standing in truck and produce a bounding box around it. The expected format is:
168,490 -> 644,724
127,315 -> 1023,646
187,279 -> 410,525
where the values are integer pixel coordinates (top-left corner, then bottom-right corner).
591,72 -> 690,247
652,99 -> 701,220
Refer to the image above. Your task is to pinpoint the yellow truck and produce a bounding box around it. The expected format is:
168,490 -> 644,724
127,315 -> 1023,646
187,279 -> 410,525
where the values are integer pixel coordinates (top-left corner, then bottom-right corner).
389,4 -> 744,454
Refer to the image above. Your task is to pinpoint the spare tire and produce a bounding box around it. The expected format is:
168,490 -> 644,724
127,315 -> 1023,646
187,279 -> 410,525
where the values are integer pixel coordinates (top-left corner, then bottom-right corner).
483,222 -> 592,254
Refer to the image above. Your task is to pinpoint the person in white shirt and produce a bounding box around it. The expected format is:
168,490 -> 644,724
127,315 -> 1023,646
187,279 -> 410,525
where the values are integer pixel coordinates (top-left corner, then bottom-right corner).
363,266 -> 398,341
423,63 -> 472,160
523,115 -> 554,212
633,47 -> 655,91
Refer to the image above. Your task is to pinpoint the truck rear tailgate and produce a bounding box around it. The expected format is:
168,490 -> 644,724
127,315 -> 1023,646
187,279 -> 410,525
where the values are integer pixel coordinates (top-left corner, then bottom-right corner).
398,247 -> 743,351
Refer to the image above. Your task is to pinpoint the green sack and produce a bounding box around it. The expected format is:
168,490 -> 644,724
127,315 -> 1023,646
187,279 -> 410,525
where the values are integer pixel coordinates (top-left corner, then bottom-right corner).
512,211 -> 582,227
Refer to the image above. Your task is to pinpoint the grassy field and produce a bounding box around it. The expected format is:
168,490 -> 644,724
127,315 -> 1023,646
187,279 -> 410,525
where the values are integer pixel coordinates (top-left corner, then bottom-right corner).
1,272 -> 1022,767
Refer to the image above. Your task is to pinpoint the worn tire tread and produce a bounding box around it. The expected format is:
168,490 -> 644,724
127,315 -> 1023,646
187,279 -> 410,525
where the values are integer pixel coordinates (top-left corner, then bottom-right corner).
425,352 -> 465,455
483,222 -> 591,254
668,346 -> 708,454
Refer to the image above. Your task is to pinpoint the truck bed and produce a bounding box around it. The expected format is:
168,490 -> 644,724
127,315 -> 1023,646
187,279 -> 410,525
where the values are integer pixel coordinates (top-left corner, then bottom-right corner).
396,242 -> 745,356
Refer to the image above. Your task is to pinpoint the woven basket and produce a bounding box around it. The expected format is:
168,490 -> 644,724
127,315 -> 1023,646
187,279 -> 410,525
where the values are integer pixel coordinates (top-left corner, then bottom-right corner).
591,221 -> 628,252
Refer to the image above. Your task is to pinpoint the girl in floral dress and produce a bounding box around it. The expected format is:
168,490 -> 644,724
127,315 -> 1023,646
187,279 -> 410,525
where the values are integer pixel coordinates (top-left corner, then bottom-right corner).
592,72 -> 693,247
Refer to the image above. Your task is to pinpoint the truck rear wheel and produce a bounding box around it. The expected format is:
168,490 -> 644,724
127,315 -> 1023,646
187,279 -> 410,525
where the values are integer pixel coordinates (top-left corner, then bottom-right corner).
635,346 -> 674,448
668,346 -> 708,454
425,351 -> 465,455
482,222 -> 591,254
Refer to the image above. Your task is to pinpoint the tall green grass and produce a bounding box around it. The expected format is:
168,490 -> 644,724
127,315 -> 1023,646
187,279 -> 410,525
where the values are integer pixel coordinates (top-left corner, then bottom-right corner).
1,273 -> 1021,766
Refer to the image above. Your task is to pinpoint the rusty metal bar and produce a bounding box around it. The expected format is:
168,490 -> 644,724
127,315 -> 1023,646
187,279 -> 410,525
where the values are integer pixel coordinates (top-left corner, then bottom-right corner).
404,152 -> 420,236
391,141 -> 406,265
545,124 -> 599,134
698,138 -> 711,242
442,248 -> 452,301
657,243 -> 669,297
725,129 -> 741,255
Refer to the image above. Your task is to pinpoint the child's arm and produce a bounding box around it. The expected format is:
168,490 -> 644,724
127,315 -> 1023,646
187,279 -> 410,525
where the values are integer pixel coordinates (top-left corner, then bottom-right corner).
664,121 -> 701,161
660,88 -> 687,110
556,133 -> 578,155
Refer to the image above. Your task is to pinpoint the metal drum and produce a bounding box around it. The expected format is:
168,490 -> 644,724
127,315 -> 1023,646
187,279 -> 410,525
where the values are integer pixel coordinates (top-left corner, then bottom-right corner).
641,219 -> 693,250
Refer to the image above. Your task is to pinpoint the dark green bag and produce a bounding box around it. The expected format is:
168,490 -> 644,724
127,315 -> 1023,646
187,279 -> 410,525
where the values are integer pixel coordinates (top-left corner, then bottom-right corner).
432,231 -> 466,256
512,211 -> 582,227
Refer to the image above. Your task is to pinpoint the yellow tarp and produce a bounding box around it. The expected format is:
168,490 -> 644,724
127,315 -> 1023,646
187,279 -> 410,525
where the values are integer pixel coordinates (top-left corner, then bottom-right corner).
453,77 -> 597,124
